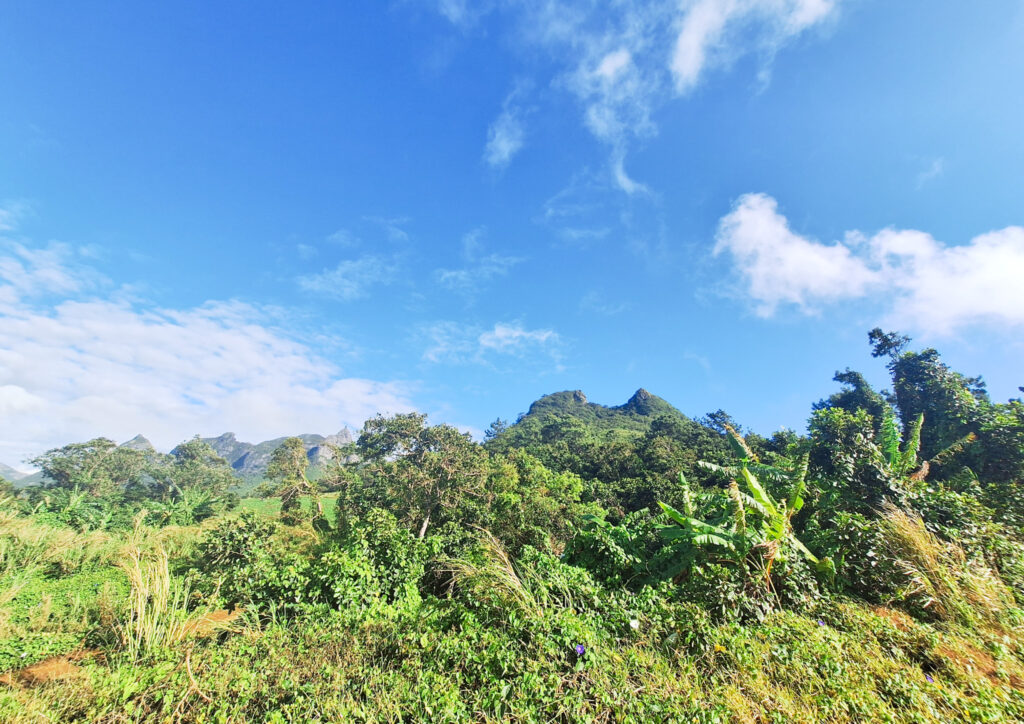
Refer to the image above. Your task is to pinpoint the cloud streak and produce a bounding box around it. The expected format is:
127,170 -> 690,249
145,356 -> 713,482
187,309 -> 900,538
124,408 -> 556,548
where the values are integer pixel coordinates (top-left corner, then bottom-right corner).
484,83 -> 531,169
420,320 -> 563,369
298,255 -> 397,300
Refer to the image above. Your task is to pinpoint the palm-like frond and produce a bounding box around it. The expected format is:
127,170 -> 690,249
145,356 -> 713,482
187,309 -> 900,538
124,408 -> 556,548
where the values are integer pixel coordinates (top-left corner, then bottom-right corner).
898,413 -> 925,475
725,425 -> 758,463
881,405 -> 901,468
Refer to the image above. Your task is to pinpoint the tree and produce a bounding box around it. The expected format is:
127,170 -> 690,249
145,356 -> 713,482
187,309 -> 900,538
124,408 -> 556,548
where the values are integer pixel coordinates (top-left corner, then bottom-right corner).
357,413 -> 488,538
29,438 -> 146,497
142,437 -> 239,525
486,449 -> 595,553
267,437 -> 318,526
814,368 -> 889,434
483,418 -> 509,441
152,437 -> 236,500
868,328 -> 911,360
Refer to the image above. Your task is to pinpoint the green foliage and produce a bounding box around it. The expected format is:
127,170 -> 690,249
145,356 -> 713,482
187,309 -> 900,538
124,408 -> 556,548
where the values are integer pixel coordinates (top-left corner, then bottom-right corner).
267,437 -> 319,526
356,413 -> 488,538
194,513 -> 282,608
485,448 -> 598,554
7,329 -> 1024,721
28,438 -> 148,497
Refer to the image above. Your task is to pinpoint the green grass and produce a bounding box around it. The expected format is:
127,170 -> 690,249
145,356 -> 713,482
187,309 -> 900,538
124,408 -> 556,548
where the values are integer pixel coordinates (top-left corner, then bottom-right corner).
4,500 -> 1024,722
238,492 -> 340,520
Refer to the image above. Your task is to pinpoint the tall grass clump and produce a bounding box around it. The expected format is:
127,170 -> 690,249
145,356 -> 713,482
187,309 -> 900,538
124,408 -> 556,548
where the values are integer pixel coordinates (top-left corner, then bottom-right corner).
443,530 -> 595,624
880,501 -> 1015,627
117,516 -> 222,660
0,497 -> 114,575
443,530 -> 544,620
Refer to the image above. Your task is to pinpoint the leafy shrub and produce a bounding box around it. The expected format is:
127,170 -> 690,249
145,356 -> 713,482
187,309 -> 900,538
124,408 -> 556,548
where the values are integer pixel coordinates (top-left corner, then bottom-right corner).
194,513 -> 284,608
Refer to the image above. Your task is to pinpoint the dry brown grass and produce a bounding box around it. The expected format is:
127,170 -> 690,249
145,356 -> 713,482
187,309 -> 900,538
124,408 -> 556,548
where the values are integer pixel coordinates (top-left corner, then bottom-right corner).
0,502 -> 115,576
880,502 -> 1015,626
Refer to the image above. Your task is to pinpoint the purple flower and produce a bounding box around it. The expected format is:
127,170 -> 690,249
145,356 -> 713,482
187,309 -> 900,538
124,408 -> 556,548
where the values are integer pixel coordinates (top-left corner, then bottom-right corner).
926,674 -> 934,683
817,620 -> 825,627
575,644 -> 585,656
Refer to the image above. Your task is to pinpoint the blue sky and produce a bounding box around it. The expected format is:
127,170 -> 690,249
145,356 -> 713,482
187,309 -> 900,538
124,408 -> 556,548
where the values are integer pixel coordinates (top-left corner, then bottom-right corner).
2,1 -> 1023,467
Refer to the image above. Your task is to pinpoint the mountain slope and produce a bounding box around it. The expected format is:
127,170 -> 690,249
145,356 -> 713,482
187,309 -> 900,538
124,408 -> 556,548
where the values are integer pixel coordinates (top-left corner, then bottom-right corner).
0,462 -> 27,481
193,430 -> 354,480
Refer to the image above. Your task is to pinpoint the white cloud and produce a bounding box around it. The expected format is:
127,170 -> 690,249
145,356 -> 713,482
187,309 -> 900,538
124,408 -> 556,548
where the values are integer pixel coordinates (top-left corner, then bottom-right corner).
478,322 -> 557,352
327,229 -> 361,247
0,241 -> 105,308
871,226 -> 1024,334
484,85 -> 530,169
363,216 -> 410,243
0,200 -> 30,233
298,256 -> 397,300
420,320 -> 563,368
435,1 -> 843,193
0,244 -> 415,465
671,0 -> 838,93
715,192 -> 1024,334
714,193 -> 875,315
437,253 -> 521,293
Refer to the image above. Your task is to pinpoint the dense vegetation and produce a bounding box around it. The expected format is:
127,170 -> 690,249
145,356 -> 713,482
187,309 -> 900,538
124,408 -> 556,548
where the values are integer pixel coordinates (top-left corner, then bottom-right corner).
2,329 -> 1024,722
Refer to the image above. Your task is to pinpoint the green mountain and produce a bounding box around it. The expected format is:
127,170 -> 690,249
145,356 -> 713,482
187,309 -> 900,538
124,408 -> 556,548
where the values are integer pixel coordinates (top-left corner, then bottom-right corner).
511,388 -> 690,435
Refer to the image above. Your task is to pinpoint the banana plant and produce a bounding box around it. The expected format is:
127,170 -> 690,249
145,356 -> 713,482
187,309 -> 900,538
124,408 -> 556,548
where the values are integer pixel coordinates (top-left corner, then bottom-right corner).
656,426 -> 834,584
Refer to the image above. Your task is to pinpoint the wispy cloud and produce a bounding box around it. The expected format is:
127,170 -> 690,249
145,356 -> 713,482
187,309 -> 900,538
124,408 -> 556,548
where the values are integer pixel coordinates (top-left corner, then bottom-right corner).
0,241 -> 416,464
538,170 -> 617,246
580,291 -> 629,316
435,227 -> 523,295
484,82 -> 531,170
327,228 -> 361,247
670,0 -> 838,94
435,1 -> 843,193
420,320 -> 563,370
915,157 -> 945,189
0,241 -> 105,307
298,255 -> 397,301
715,192 -> 1024,335
363,215 -> 411,243
0,200 -> 31,233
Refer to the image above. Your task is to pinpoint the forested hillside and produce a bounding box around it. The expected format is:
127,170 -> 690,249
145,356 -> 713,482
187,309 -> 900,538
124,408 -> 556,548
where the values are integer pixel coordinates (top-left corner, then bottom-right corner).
2,329 -> 1024,722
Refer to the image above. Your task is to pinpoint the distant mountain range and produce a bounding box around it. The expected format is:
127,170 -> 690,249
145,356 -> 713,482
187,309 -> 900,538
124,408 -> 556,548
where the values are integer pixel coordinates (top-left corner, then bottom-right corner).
0,462 -> 28,482
2,429 -> 355,488
189,430 -> 354,480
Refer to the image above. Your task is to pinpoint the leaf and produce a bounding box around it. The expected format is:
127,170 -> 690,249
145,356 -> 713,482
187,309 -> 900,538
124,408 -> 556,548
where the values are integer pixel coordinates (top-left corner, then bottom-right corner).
696,460 -> 738,478
898,413 -> 925,475
789,536 -> 820,564
678,472 -> 695,518
691,533 -> 735,551
657,501 -> 690,529
881,405 -> 901,468
725,425 -> 758,463
740,467 -> 779,519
